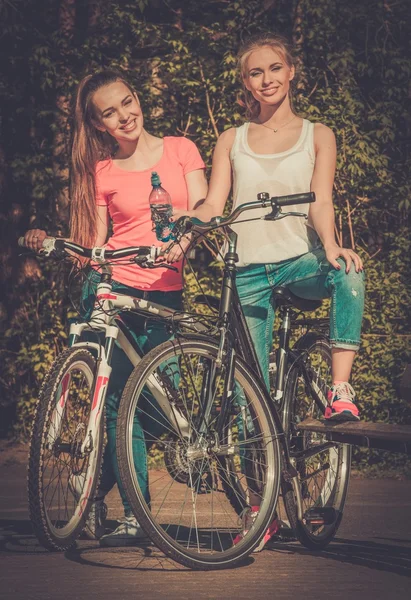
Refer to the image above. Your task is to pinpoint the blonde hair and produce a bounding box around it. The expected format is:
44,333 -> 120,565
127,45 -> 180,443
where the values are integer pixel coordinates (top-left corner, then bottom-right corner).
70,69 -> 137,248
237,33 -> 295,120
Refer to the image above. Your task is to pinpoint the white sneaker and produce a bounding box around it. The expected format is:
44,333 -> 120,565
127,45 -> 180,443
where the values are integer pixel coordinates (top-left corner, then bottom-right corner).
99,516 -> 146,547
68,474 -> 107,540
84,499 -> 108,540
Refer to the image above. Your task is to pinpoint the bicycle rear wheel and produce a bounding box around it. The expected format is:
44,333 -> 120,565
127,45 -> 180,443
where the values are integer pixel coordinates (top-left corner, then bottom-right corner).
28,347 -> 104,551
282,333 -> 351,549
117,337 -> 281,570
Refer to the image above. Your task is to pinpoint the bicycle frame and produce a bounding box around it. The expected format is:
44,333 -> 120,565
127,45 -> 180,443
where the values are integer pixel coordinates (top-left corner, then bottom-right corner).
55,265 -> 210,460
207,227 -> 294,456
174,216 -> 334,523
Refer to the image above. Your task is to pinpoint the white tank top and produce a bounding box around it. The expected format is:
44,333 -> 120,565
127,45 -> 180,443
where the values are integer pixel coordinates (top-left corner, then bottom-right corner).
230,119 -> 320,266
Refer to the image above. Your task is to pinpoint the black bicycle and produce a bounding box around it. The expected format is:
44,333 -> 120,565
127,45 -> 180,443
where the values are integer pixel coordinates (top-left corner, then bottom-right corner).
115,192 -> 351,570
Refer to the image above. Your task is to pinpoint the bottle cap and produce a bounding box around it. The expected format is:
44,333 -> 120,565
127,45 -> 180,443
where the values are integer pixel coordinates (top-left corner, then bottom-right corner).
151,171 -> 161,186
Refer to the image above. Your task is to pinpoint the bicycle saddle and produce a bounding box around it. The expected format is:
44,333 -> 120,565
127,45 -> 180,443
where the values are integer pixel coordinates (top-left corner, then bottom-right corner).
272,286 -> 322,312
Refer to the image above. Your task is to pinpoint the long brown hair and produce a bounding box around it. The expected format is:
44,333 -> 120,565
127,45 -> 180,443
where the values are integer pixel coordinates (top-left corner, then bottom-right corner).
237,33 -> 295,120
70,69 -> 137,247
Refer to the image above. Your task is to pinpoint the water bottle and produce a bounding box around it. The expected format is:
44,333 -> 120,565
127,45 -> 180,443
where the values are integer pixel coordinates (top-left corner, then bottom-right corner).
149,171 -> 174,242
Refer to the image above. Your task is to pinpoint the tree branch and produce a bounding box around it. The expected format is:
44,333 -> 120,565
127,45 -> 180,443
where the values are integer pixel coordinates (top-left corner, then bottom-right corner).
198,63 -> 219,139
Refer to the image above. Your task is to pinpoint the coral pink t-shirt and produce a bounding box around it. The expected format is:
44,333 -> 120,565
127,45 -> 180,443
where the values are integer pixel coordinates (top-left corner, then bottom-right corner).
95,136 -> 205,290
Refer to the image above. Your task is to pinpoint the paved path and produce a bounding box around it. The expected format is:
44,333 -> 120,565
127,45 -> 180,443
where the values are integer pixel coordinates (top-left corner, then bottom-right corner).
0,459 -> 410,600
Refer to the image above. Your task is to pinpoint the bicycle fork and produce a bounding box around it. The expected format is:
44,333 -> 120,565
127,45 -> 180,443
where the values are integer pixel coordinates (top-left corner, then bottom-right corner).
67,319 -> 116,458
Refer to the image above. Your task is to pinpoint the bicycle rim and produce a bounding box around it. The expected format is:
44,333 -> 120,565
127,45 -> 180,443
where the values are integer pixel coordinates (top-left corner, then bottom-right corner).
283,335 -> 351,549
117,338 -> 281,569
28,347 -> 104,550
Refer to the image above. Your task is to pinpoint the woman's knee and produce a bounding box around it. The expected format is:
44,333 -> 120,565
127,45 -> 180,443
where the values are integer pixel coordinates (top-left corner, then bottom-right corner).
334,260 -> 365,297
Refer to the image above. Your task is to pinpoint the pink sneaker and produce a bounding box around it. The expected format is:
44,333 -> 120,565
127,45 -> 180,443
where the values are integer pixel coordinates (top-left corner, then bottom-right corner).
233,506 -> 279,552
325,382 -> 360,421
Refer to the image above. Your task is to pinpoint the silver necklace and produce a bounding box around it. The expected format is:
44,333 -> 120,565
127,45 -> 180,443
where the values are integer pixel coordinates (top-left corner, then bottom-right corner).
257,114 -> 296,133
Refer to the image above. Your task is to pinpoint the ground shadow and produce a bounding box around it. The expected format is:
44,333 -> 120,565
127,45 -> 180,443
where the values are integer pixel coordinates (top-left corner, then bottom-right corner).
0,517 -> 254,571
4,516 -> 407,576
0,518 -> 48,554
266,536 -> 411,578
65,525 -> 255,572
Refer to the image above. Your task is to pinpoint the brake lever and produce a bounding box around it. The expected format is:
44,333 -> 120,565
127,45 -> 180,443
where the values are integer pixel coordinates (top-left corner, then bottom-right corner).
134,256 -> 179,272
265,210 -> 307,221
160,263 -> 179,272
43,245 -> 71,260
148,260 -> 179,272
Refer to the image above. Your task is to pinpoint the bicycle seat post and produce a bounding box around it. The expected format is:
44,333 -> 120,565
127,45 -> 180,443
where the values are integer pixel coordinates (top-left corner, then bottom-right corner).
274,305 -> 292,404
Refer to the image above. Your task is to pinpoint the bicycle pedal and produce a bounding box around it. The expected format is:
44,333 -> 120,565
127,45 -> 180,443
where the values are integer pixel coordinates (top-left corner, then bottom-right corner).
304,507 -> 337,526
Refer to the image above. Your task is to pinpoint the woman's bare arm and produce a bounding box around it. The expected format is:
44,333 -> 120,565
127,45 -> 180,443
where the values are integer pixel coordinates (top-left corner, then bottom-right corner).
309,123 -> 362,273
173,128 -> 235,221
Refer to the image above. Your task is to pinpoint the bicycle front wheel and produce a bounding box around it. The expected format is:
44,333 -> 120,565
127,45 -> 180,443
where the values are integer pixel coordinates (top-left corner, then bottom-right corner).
283,333 -> 351,550
117,337 -> 281,570
28,347 -> 104,551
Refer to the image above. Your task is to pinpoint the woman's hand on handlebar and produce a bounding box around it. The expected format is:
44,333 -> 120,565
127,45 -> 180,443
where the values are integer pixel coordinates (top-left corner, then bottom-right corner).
22,229 -> 48,252
160,234 -> 192,263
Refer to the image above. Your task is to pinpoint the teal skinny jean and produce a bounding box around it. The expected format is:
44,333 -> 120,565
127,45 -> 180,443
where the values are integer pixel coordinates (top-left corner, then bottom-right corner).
81,270 -> 182,514
236,248 -> 365,389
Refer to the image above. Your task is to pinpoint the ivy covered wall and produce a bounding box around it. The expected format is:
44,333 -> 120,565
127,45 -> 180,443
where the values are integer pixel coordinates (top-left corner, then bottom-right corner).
1,0 -> 410,472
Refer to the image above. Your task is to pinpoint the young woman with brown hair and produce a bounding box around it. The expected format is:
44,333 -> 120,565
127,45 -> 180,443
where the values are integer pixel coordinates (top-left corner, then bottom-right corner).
24,69 -> 207,546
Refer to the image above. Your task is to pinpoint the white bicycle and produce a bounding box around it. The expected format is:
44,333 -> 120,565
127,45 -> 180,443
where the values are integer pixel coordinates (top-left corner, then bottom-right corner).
24,237 -> 207,553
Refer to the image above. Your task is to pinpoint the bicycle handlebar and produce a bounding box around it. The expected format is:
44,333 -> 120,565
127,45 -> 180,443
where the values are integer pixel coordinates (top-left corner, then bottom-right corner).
173,191 -> 316,237
17,237 -> 166,265
272,192 -> 316,207
20,192 -> 314,266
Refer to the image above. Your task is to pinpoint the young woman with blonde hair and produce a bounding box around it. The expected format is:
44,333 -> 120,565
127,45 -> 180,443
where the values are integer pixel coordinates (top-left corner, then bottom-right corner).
173,32 -> 365,549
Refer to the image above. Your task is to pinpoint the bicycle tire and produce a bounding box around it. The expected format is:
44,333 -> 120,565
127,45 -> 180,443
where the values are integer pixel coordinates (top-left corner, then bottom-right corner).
28,347 -> 104,551
282,333 -> 351,550
117,337 -> 281,570
219,351 -> 292,535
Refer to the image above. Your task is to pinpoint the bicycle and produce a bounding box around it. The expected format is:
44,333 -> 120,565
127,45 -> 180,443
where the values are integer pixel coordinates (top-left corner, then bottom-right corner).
22,238 -> 209,552
115,191 -> 351,569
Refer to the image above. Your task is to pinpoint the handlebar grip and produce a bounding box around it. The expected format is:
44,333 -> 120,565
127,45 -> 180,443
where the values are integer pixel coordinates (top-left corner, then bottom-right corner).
18,237 -> 26,247
275,192 -> 316,207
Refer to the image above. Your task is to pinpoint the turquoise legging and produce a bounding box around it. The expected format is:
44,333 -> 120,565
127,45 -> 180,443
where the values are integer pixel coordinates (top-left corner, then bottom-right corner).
81,270 -> 182,514
236,248 -> 365,389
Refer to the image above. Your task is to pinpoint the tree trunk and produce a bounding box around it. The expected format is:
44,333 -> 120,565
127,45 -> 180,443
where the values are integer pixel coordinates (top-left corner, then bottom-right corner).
292,0 -> 308,94
88,0 -> 102,30
52,0 -> 76,235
